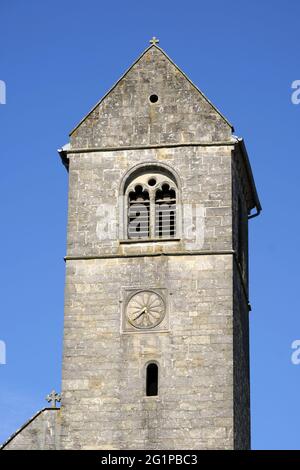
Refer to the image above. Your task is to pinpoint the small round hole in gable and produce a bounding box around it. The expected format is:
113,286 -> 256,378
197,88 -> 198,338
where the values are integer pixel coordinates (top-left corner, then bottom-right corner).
149,94 -> 158,103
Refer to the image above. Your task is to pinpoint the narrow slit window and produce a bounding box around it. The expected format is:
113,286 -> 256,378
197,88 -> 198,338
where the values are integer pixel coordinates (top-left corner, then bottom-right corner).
146,363 -> 158,396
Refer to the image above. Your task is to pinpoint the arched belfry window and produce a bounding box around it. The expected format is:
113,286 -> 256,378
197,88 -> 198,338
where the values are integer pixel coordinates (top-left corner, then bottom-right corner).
124,166 -> 179,240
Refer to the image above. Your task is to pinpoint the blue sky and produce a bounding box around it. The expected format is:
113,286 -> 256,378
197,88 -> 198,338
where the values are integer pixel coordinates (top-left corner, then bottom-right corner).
0,0 -> 299,449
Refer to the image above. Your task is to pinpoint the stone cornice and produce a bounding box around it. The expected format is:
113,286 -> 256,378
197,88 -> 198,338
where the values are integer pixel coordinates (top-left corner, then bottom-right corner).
59,140 -> 236,156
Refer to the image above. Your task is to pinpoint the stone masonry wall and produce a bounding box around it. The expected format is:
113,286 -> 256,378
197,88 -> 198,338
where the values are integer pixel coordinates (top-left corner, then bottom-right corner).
232,152 -> 251,449
66,145 -> 233,258
61,254 -> 233,449
59,142 -> 250,449
233,264 -> 251,450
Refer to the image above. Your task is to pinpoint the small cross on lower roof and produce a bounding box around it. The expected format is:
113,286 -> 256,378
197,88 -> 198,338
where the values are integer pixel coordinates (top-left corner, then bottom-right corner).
46,390 -> 61,408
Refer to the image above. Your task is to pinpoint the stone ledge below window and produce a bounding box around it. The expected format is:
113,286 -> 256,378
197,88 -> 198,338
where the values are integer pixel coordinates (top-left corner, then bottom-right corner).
119,238 -> 181,244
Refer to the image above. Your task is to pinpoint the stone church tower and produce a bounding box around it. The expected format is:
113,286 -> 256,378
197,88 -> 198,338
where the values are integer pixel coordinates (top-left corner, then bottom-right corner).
2,39 -> 261,450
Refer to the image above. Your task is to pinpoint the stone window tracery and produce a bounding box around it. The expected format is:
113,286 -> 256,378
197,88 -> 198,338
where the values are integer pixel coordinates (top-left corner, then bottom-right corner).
125,170 -> 178,240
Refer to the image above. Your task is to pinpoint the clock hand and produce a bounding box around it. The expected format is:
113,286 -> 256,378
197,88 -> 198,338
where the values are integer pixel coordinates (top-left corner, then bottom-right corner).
133,307 -> 146,321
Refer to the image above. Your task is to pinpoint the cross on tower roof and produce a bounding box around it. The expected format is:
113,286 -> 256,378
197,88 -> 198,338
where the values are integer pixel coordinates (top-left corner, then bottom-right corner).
46,390 -> 61,408
149,36 -> 159,46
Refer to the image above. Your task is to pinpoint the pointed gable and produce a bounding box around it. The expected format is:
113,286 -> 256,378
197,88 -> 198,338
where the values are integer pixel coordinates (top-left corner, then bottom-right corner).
70,45 -> 233,148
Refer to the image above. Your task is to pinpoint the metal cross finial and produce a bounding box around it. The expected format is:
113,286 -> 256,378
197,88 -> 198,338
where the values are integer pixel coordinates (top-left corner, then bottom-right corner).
46,390 -> 61,408
149,36 -> 159,46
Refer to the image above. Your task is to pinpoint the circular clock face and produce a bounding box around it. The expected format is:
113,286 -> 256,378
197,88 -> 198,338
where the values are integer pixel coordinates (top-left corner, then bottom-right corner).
126,291 -> 165,329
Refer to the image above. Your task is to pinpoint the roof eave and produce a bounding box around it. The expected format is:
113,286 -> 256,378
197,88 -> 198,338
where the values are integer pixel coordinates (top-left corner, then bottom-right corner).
57,143 -> 70,171
236,137 -> 262,216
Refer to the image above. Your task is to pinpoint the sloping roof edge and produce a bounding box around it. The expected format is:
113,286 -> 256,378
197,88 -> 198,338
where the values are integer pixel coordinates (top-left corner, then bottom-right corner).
69,44 -> 234,137
0,408 -> 60,450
